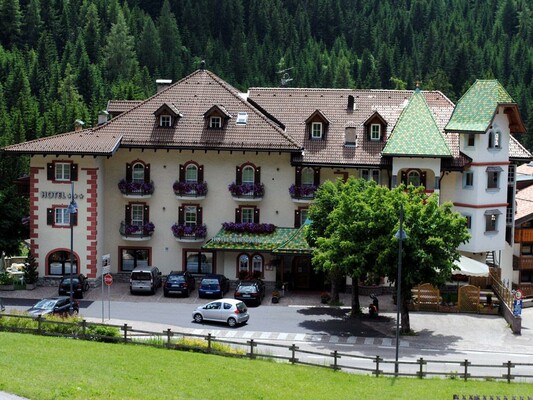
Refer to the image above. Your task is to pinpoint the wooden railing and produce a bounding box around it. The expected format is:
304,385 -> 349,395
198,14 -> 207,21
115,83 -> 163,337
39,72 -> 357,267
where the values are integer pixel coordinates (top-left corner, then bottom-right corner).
514,228 -> 533,243
513,255 -> 533,271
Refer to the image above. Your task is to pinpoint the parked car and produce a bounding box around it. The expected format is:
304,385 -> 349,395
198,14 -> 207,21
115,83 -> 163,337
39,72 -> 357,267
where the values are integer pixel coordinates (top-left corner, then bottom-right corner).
192,299 -> 249,327
130,266 -> 162,294
164,271 -> 196,297
58,274 -> 90,299
27,297 -> 79,317
234,280 -> 266,305
198,274 -> 230,298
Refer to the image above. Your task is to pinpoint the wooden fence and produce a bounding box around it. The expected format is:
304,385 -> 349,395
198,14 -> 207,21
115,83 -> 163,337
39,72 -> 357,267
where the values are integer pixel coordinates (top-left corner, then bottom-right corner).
1,313 -> 533,383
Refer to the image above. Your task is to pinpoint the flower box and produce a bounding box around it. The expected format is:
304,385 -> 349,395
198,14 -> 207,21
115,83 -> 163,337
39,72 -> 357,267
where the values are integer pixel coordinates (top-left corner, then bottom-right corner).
228,182 -> 264,200
171,223 -> 207,242
221,222 -> 276,234
118,179 -> 154,197
289,184 -> 317,201
120,221 -> 155,240
173,181 -> 208,199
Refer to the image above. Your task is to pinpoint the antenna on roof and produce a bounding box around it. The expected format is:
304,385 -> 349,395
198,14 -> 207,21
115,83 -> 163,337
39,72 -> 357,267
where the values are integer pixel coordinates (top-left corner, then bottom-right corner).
200,60 -> 206,70
277,67 -> 294,87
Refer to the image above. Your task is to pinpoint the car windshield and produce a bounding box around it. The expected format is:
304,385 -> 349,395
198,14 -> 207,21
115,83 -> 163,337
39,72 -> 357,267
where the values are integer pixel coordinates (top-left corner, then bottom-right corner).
33,299 -> 57,309
201,279 -> 219,286
167,275 -> 185,283
60,278 -> 78,285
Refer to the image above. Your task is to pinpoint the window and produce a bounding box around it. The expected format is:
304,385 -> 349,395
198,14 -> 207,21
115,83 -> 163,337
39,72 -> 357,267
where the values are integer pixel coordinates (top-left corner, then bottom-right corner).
131,204 -> 144,228
484,211 -> 500,233
120,248 -> 150,272
463,215 -> 472,229
241,207 -> 254,223
159,115 -> 171,127
487,169 -> 500,190
242,166 -> 255,185
236,112 -> 248,125
185,164 -> 198,183
209,116 -> 221,128
345,127 -> 356,146
311,122 -> 323,139
132,163 -> 145,184
237,253 -> 264,279
48,250 -> 77,275
184,251 -> 214,274
463,171 -> 474,188
521,244 -> 533,256
466,134 -> 475,147
361,169 -> 380,183
55,163 -> 71,181
301,167 -> 314,187
370,124 -> 381,140
55,207 -> 70,226
184,206 -> 197,226
488,129 -> 501,149
407,170 -> 421,186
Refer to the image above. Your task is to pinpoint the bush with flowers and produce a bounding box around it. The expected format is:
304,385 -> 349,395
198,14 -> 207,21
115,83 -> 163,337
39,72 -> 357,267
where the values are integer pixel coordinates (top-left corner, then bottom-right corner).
288,184 -> 317,198
171,223 -> 207,238
221,222 -> 276,234
118,179 -> 154,195
228,182 -> 264,197
172,181 -> 208,196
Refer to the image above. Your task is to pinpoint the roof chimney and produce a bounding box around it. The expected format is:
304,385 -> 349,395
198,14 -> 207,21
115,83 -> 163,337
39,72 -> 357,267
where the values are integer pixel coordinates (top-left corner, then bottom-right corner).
98,110 -> 109,126
156,79 -> 172,93
74,119 -> 85,132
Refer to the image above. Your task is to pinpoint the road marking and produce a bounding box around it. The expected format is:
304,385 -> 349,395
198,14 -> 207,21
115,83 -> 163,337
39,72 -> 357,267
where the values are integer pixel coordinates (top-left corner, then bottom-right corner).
364,338 -> 374,345
382,338 -> 392,346
277,332 -> 288,340
346,336 -> 357,344
294,333 -> 306,341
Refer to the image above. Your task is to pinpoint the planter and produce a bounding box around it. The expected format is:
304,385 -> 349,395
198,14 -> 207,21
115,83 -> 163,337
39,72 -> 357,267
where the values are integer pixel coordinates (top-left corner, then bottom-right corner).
0,284 -> 15,291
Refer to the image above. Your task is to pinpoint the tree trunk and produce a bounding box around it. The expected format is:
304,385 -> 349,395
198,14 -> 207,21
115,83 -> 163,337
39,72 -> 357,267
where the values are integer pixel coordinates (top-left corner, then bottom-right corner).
400,288 -> 411,334
350,276 -> 361,315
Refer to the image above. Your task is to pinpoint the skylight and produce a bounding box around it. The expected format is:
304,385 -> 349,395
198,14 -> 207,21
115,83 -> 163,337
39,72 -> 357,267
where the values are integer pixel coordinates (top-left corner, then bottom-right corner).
236,112 -> 248,125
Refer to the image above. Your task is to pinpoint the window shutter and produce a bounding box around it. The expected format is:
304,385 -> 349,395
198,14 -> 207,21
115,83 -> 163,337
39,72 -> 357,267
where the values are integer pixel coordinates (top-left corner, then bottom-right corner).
47,163 -> 54,180
126,163 -> 132,181
47,208 -> 54,225
144,164 -> 151,182
143,205 -> 149,224
295,167 -> 302,186
235,208 -> 241,223
197,206 -> 203,225
178,206 -> 184,225
125,205 -> 131,224
421,171 -> 427,187
179,164 -> 185,181
255,166 -> 261,184
236,166 -> 242,185
294,209 -> 301,228
71,212 -> 78,226
198,165 -> 204,182
314,168 -> 320,186
400,171 -> 407,185
254,208 -> 260,223
71,164 -> 78,181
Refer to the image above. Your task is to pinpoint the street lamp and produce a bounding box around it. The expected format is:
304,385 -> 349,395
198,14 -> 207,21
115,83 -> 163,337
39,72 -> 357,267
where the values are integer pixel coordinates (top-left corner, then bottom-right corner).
394,202 -> 407,375
67,182 -> 78,314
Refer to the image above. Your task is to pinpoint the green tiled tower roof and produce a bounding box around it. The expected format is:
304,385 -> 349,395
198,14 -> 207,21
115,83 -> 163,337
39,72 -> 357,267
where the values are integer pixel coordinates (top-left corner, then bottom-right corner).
445,80 -> 515,133
382,89 -> 451,157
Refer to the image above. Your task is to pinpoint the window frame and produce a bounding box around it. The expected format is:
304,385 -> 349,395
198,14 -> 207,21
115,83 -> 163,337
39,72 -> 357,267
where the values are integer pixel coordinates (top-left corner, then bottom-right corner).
487,171 -> 500,190
488,129 -> 502,150
466,133 -> 475,147
463,171 -> 474,188
159,115 -> 171,127
241,207 -> 254,223
236,252 -> 264,279
48,250 -> 78,276
370,124 -> 381,141
132,162 -> 145,184
311,122 -> 323,139
301,167 -> 315,187
407,170 -> 421,186
55,162 -> 71,181
120,247 -> 151,272
485,213 -> 498,233
183,250 -> 214,274
209,116 -> 222,129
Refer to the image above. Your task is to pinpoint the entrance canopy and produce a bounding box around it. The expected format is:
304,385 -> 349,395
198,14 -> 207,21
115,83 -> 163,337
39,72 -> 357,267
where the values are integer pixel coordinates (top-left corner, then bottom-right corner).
452,256 -> 489,277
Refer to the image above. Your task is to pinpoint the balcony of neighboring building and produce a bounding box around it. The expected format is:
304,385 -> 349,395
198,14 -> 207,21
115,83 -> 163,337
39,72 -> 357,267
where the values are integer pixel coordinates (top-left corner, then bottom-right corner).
120,221 -> 154,241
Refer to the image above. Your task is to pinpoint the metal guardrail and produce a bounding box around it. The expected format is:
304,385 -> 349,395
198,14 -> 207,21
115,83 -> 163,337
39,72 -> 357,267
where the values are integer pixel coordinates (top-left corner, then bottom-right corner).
1,313 -> 533,383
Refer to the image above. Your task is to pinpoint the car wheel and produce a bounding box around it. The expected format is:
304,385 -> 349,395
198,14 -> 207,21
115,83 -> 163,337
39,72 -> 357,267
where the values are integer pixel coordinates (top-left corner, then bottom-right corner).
227,317 -> 237,328
193,313 -> 203,323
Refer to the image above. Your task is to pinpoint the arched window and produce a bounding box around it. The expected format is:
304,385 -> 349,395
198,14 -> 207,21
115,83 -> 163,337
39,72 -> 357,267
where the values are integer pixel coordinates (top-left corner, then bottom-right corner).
242,166 -> 255,185
301,168 -> 314,187
132,163 -> 145,183
185,164 -> 198,183
238,254 -> 250,278
407,171 -> 421,187
48,250 -> 78,275
252,254 -> 264,277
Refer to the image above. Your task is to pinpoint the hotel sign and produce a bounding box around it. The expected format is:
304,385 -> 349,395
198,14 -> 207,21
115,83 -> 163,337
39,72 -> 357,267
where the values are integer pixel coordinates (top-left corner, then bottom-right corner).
41,191 -> 84,200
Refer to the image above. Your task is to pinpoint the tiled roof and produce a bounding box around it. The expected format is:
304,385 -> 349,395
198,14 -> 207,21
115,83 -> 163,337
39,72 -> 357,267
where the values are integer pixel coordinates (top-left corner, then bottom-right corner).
517,162 -> 533,175
203,227 -> 299,251
106,100 -> 142,116
515,185 -> 533,223
274,224 -> 313,254
248,87 -> 456,167
382,89 -> 452,157
509,136 -> 532,161
1,129 -> 122,155
445,80 -> 525,134
94,69 -> 301,152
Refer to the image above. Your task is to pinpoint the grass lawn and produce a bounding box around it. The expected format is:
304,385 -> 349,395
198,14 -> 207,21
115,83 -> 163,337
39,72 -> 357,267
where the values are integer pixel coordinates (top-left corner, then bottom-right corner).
1,332 -> 531,400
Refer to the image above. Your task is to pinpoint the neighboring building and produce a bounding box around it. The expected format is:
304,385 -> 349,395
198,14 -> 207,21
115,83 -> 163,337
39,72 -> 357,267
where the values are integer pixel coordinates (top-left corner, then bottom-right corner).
2,67 -> 530,292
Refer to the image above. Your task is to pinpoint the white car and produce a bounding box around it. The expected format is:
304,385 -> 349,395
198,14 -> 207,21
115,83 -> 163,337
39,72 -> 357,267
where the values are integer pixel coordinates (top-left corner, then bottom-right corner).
192,299 -> 249,327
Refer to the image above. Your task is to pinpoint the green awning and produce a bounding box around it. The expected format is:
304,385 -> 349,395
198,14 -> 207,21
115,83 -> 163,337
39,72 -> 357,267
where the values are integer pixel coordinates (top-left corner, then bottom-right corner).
274,223 -> 313,255
203,227 -> 300,251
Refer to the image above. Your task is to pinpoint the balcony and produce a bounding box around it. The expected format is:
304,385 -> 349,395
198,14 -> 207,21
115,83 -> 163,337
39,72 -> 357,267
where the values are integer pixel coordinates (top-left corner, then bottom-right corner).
289,184 -> 317,203
118,179 -> 154,199
513,255 -> 533,271
514,228 -> 533,243
228,182 -> 264,202
173,181 -> 207,200
120,221 -> 154,241
171,223 -> 207,243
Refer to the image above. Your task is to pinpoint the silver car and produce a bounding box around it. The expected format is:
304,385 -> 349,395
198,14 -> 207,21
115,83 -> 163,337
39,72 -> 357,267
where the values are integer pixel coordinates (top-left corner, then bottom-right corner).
192,299 -> 249,327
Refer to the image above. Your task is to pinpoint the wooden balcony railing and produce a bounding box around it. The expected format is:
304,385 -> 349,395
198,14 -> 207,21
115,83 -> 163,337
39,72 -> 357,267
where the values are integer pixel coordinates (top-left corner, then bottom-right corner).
513,255 -> 533,271
514,228 -> 533,243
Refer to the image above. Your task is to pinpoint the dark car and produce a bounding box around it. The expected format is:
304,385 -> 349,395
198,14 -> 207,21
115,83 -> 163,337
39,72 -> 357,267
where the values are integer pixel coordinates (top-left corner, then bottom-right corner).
27,297 -> 79,318
58,274 -> 90,299
198,274 -> 230,299
234,280 -> 266,305
164,271 -> 196,297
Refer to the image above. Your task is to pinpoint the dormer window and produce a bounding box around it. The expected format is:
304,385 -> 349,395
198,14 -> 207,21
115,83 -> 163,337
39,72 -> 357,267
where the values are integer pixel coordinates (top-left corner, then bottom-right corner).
160,115 -> 171,127
311,122 -> 323,139
210,116 -> 222,129
370,124 -> 381,140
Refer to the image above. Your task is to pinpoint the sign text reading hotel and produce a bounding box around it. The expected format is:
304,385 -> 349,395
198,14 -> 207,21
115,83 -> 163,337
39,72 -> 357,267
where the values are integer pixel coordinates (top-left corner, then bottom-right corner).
41,191 -> 85,200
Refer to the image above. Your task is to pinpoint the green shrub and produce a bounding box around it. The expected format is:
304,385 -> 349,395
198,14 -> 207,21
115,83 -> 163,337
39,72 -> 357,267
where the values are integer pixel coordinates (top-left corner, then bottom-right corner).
86,324 -> 121,342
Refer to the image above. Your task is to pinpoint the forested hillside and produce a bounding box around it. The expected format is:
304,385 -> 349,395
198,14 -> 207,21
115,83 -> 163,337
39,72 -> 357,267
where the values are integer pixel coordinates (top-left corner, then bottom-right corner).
0,1 -> 531,202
